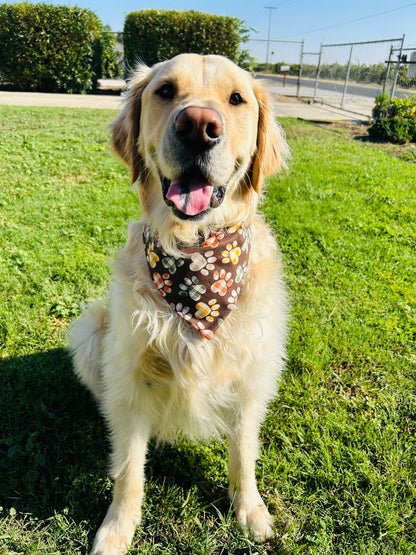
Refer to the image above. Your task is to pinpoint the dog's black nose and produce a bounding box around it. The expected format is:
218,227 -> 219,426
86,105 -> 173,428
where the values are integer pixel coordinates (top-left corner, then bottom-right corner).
175,106 -> 223,150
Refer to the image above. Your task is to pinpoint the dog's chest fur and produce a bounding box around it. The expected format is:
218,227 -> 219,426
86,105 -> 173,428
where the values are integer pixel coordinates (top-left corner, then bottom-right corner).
103,218 -> 283,442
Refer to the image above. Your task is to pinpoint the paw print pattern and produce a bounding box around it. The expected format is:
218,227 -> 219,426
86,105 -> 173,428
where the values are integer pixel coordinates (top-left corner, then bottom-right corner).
153,272 -> 172,297
195,299 -> 220,322
162,255 -> 184,274
190,250 -> 216,275
191,320 -> 214,340
179,276 -> 206,301
227,287 -> 241,310
202,232 -> 225,249
143,225 -> 251,339
211,269 -> 233,296
235,261 -> 248,283
222,241 -> 241,265
146,246 -> 159,268
170,303 -> 192,321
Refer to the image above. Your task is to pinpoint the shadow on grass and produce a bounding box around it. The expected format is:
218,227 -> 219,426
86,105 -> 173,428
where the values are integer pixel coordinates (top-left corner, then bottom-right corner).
0,348 -> 108,524
0,348 -> 227,526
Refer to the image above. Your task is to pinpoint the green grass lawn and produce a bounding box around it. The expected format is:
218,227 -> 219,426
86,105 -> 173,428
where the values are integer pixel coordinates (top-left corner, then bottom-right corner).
0,106 -> 415,554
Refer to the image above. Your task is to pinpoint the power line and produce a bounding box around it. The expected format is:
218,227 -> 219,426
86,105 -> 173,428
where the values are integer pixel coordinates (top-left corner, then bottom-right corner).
287,1 -> 416,38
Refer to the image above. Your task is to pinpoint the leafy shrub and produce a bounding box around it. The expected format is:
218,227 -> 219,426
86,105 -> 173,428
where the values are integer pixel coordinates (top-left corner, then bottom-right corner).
0,3 -> 120,93
123,9 -> 248,74
372,93 -> 390,119
93,25 -> 123,80
407,117 -> 416,142
368,117 -> 416,144
389,96 -> 416,118
370,94 -> 416,143
373,94 -> 416,120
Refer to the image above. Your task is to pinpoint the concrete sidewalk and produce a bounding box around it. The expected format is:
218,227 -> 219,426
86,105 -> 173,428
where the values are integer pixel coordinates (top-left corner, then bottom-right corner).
0,90 -> 124,110
255,77 -> 373,121
273,97 -> 372,121
0,87 -> 372,122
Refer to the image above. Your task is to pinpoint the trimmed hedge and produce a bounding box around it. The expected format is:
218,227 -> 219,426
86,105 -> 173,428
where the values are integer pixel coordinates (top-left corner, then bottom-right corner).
92,25 -> 123,81
0,3 -> 118,93
124,9 -> 246,74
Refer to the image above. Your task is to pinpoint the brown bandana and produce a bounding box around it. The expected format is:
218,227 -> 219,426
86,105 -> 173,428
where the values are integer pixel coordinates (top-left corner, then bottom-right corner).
143,225 -> 251,339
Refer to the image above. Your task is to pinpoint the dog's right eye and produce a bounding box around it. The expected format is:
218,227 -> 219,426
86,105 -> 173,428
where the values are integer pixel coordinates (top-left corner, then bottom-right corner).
156,82 -> 175,100
229,92 -> 244,106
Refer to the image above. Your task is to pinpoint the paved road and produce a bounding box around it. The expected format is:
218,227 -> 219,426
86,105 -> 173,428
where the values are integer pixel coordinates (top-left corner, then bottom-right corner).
258,74 -> 415,100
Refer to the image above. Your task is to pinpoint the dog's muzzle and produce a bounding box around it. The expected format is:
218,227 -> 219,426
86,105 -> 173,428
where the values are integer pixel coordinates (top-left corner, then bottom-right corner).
162,106 -> 227,220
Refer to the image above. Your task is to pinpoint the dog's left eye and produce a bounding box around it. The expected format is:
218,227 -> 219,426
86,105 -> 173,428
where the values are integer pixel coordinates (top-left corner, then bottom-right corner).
156,82 -> 175,100
229,92 -> 244,106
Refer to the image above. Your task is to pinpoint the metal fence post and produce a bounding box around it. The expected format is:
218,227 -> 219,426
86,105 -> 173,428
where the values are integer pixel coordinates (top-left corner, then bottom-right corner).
382,45 -> 393,95
313,45 -> 322,102
341,44 -> 354,109
297,39 -> 305,97
389,34 -> 406,106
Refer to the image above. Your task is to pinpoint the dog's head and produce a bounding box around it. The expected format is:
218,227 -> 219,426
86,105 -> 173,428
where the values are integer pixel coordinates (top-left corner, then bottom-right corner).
111,54 -> 288,243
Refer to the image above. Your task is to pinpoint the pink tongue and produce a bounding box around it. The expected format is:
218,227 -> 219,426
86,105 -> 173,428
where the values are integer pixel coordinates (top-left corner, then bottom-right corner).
166,178 -> 212,216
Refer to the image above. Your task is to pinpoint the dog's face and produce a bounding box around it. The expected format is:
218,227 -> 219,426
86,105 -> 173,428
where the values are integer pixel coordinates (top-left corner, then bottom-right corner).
112,54 -> 287,235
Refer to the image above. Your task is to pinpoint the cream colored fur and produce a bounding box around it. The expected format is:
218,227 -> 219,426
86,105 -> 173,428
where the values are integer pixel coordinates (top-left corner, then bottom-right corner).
69,53 -> 289,555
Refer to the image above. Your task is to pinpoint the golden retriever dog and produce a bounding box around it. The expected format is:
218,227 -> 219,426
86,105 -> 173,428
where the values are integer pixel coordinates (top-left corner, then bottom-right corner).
69,53 -> 289,555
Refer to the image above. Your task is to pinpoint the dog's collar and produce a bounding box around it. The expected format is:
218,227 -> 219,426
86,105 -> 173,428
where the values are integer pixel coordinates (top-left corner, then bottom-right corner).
143,225 -> 251,339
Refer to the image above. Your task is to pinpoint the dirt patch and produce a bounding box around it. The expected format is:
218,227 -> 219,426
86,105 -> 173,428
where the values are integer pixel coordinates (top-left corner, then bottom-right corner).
318,121 -> 369,139
316,121 -> 416,162
270,94 -> 309,104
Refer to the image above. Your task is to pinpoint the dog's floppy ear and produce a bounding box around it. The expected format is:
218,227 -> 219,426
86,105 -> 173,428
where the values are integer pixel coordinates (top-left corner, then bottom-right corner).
250,84 -> 289,193
110,65 -> 153,185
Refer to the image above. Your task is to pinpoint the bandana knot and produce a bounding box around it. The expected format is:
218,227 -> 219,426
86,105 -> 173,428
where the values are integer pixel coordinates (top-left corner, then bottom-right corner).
143,226 -> 251,339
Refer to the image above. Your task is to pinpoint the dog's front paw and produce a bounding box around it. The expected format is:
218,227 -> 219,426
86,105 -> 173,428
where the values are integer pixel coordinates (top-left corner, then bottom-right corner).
236,501 -> 275,541
92,513 -> 137,555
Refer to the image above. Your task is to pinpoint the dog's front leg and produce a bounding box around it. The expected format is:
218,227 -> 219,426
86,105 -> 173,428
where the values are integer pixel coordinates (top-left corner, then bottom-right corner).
227,401 -> 274,541
93,418 -> 150,555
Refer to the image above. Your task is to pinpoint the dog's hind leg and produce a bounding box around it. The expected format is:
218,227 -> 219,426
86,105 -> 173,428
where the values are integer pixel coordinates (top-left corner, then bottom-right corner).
68,302 -> 108,400
227,400 -> 274,541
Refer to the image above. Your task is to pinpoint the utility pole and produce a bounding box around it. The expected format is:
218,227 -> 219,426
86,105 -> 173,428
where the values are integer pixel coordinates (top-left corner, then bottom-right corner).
265,6 -> 277,68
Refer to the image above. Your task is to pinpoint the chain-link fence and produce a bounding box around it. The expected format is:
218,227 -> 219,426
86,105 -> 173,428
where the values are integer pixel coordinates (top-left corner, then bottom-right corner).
250,34 -> 416,119
312,36 -> 416,118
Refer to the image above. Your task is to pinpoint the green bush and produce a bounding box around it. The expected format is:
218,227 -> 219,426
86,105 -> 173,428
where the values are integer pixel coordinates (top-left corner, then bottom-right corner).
93,25 -> 123,80
372,93 -> 390,119
369,95 -> 416,143
123,9 -> 248,74
0,3 -> 120,93
373,93 -> 416,120
368,117 -> 416,144
389,95 -> 416,118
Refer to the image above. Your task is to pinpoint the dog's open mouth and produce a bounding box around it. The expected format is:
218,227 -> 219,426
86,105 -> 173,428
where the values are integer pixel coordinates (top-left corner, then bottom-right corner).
162,171 -> 226,220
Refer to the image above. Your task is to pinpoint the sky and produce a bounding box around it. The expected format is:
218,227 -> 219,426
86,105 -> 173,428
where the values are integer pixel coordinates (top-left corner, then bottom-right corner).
10,0 -> 416,65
